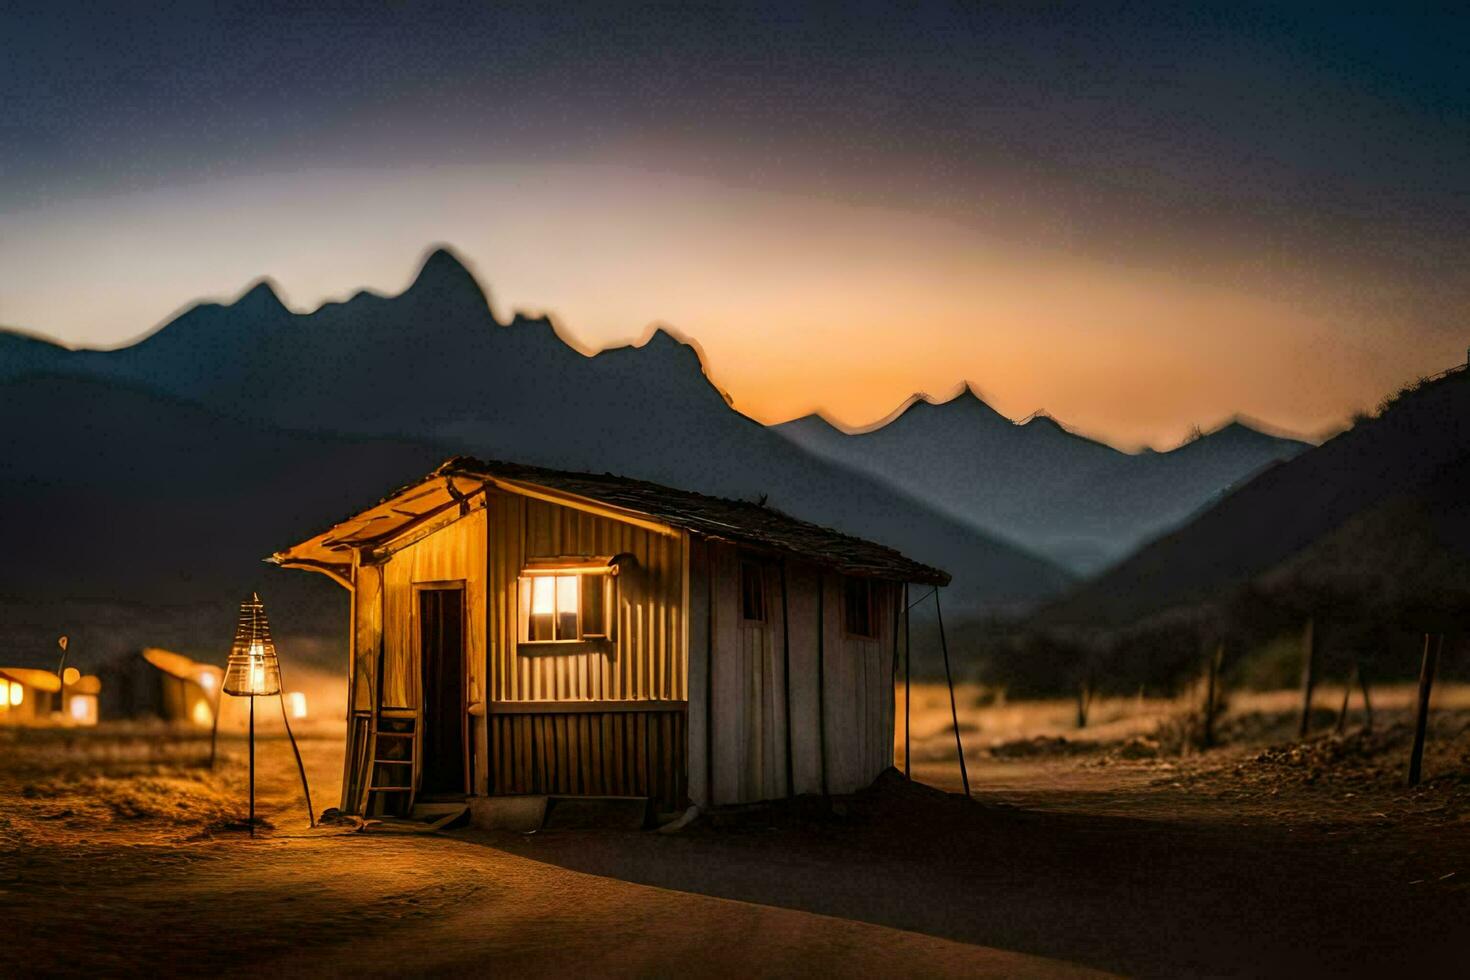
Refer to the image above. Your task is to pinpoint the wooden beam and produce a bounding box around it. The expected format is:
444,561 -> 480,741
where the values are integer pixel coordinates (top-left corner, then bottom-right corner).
484,476 -> 680,538
272,557 -> 354,592
488,699 -> 688,715
361,490 -> 488,564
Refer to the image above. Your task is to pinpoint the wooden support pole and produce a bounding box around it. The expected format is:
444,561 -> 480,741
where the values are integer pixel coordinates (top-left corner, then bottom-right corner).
817,575 -> 828,798
1298,617 -> 1316,739
705,546 -> 716,806
780,559 -> 793,798
903,584 -> 911,780
1203,641 -> 1223,748
1407,633 -> 1441,787
890,581 -> 900,773
933,590 -> 970,798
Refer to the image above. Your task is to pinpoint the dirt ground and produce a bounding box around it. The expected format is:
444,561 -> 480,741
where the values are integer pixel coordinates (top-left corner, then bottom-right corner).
3,686 -> 1469,978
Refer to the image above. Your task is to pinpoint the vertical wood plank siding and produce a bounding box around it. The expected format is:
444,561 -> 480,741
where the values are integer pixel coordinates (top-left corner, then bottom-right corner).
691,542 -> 899,805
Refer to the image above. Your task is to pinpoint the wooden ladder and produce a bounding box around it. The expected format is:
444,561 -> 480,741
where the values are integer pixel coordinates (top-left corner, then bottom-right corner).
364,708 -> 417,817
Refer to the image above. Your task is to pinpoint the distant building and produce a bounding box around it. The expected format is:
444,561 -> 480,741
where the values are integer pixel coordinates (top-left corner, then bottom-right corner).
0,667 -> 99,726
273,456 -> 947,817
97,648 -> 221,727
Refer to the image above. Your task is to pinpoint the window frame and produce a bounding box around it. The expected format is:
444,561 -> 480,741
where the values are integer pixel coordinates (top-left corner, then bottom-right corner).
842,576 -> 880,639
517,560 -> 618,651
738,558 -> 768,626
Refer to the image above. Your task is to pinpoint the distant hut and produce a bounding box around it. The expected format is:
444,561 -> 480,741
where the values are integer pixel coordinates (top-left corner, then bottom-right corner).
97,648 -> 222,727
0,668 -> 61,725
272,456 -> 947,818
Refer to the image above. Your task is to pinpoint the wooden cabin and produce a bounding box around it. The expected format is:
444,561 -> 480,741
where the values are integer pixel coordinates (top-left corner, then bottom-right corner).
272,456 -> 949,817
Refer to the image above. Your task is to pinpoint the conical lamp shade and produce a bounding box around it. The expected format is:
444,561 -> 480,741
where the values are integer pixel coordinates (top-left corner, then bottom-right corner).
223,592 -> 282,697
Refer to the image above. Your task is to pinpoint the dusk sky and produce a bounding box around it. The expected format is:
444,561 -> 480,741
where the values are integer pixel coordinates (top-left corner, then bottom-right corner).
4,3 -> 1467,447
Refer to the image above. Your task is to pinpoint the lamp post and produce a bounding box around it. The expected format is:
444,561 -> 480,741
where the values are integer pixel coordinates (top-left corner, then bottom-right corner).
55,635 -> 69,721
223,594 -> 282,837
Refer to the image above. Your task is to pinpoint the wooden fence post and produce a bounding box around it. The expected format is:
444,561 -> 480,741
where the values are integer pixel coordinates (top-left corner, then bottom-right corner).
1407,633 -> 1441,787
1357,659 -> 1374,733
1203,641 -> 1223,748
1298,617 -> 1316,738
1335,661 -> 1359,736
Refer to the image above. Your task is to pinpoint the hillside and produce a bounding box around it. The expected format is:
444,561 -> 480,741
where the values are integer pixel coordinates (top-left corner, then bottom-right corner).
776,387 -> 1309,573
1044,364 -> 1470,627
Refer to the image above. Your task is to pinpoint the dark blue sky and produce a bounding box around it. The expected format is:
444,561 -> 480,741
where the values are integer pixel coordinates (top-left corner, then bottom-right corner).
4,3 -> 1467,443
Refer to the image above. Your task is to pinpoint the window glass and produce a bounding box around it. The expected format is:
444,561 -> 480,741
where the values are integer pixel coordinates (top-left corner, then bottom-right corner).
556,575 -> 580,639
530,575 -> 556,641
581,575 -> 607,637
844,577 -> 877,638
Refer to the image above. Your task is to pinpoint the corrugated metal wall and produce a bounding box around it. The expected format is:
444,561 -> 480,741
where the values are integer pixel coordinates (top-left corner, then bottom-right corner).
485,492 -> 687,703
689,541 -> 900,805
489,708 -> 687,811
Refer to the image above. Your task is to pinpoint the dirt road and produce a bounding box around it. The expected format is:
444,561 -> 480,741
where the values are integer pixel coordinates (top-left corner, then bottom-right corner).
4,707 -> 1469,977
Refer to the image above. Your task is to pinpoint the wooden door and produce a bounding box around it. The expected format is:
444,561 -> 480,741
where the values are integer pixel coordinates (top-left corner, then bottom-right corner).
419,587 -> 467,797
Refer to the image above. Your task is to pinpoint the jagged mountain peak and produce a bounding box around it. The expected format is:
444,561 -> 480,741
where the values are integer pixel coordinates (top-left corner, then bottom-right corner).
1170,417 -> 1310,455
403,245 -> 493,314
882,381 -> 1009,429
232,279 -> 291,317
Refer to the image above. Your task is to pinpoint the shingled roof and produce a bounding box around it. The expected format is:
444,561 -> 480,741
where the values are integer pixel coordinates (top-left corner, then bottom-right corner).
273,455 -> 949,586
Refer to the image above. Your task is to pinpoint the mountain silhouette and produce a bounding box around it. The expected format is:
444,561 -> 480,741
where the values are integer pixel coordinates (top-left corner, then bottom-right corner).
1044,363 -> 1470,627
0,247 -> 1073,665
776,386 -> 1309,573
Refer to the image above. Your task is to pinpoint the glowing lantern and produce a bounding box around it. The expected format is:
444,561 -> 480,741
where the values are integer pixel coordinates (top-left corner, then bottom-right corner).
224,594 -> 281,698
61,666 -> 81,686
223,593 -> 281,836
221,593 -> 313,835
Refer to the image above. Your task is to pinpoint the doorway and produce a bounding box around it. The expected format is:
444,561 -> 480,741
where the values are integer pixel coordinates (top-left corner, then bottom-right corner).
418,586 -> 467,798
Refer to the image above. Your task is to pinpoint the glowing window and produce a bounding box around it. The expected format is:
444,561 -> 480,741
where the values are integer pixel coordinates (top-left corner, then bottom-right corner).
69,694 -> 97,725
9,681 -> 23,707
191,699 -> 214,727
522,569 -> 612,643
